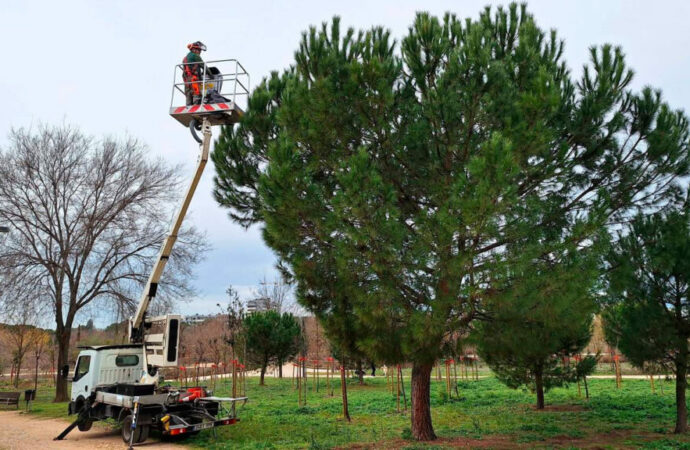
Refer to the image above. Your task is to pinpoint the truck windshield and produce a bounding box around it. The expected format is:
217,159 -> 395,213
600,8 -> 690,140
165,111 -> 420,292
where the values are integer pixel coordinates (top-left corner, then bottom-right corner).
74,355 -> 91,381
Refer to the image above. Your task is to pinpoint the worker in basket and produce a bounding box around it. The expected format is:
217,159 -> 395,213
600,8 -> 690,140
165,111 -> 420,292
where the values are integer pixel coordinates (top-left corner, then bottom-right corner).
183,41 -> 206,105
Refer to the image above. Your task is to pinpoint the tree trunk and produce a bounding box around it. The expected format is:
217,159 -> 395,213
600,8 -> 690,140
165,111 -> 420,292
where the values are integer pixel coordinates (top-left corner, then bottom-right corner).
371,362 -> 376,376
340,365 -> 350,421
675,361 -> 688,433
13,358 -> 22,388
260,363 -> 267,386
278,359 -> 283,378
54,330 -> 71,402
35,356 -> 40,391
410,362 -> 436,441
535,367 -> 545,410
357,360 -> 364,385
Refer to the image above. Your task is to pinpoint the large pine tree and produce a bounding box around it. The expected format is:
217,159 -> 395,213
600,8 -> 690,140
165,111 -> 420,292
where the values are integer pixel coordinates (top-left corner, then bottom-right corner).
213,5 -> 689,440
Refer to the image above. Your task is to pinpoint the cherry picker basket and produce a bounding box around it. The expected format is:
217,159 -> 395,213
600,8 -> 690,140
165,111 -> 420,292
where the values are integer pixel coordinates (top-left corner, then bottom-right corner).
170,59 -> 249,127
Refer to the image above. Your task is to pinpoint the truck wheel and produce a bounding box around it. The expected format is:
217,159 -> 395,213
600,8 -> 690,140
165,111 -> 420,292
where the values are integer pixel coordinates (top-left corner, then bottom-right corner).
136,425 -> 150,443
77,420 -> 93,432
121,415 -> 142,444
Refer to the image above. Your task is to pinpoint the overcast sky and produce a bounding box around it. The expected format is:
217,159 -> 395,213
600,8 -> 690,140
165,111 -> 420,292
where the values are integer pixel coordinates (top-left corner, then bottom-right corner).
1,0 -> 688,325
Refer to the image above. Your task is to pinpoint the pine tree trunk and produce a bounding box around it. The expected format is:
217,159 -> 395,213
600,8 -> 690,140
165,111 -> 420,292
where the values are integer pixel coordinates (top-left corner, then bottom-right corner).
260,363 -> 267,386
535,367 -> 545,410
675,359 -> 688,433
54,330 -> 71,402
410,362 -> 436,441
340,365 -> 351,421
278,359 -> 283,378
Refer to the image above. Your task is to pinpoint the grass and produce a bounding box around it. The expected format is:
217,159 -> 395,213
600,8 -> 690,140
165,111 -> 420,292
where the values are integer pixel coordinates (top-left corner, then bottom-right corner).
0,378 -> 67,418
188,375 -> 690,449
2,373 -> 690,448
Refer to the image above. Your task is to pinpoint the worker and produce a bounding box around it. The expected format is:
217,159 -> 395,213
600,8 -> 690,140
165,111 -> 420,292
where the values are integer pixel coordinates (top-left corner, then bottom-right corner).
182,41 -> 207,105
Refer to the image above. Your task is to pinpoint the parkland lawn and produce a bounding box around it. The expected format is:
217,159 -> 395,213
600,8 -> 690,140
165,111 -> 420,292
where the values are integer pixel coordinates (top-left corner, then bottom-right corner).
4,374 -> 690,448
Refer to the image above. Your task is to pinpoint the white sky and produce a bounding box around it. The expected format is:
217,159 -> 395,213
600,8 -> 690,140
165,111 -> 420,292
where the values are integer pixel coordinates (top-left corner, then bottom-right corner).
1,0 -> 688,325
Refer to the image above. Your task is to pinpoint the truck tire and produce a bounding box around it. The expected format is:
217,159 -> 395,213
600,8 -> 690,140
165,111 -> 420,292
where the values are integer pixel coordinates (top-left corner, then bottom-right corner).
121,415 -> 142,444
136,425 -> 150,443
77,420 -> 93,432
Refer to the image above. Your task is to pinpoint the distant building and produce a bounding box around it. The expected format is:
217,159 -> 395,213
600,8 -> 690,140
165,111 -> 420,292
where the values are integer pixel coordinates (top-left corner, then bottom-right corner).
183,314 -> 217,325
246,297 -> 277,314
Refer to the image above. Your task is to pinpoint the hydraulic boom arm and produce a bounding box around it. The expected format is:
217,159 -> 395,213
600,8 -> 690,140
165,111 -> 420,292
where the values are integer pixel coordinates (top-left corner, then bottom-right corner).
129,119 -> 212,343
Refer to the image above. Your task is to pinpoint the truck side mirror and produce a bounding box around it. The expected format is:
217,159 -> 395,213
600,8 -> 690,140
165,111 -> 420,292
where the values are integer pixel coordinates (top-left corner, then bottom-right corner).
61,364 -> 69,379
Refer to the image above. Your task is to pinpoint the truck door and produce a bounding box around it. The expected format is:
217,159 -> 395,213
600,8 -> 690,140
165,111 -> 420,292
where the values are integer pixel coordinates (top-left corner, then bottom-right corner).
71,354 -> 92,401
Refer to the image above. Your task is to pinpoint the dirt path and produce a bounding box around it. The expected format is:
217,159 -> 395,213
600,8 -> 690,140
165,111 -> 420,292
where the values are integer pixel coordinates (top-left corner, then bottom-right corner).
0,411 -> 183,450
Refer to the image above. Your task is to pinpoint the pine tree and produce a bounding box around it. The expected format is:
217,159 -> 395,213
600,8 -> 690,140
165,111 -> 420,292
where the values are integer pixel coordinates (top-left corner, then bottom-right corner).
604,209 -> 690,433
213,5 -> 689,440
244,310 -> 301,385
477,249 -> 600,409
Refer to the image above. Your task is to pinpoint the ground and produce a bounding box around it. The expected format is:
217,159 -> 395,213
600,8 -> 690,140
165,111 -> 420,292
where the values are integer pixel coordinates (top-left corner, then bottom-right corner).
0,410 -> 183,449
2,370 -> 690,449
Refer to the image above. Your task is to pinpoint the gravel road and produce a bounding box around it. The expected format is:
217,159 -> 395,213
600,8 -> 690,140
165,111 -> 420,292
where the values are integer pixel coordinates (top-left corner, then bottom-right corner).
0,411 -> 182,450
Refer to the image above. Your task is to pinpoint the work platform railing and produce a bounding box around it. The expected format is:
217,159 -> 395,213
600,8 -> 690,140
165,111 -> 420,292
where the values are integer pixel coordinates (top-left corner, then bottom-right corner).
170,58 -> 250,110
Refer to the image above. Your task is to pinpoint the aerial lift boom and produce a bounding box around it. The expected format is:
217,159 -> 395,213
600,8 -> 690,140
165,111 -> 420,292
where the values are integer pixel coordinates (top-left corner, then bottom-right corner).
128,118 -> 211,345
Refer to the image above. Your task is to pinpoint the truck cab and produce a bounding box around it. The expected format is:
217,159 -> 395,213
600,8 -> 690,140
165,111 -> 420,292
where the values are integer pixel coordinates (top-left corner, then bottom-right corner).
69,345 -> 147,414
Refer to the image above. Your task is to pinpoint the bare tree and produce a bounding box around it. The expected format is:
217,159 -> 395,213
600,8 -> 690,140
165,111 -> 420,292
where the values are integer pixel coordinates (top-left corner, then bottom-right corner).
254,276 -> 299,314
1,306 -> 37,388
0,124 -> 208,401
29,327 -> 51,391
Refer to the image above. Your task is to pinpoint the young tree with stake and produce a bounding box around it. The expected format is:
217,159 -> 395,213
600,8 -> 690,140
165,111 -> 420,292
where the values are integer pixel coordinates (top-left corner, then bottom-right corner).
604,209 -> 690,433
477,249 -> 601,409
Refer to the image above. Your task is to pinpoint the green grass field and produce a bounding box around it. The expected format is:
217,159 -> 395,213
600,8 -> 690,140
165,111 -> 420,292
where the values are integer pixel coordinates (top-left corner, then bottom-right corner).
190,374 -> 690,449
3,374 -> 690,448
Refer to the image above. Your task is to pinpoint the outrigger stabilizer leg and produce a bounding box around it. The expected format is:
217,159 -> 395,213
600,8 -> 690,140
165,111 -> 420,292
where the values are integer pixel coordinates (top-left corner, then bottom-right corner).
54,402 -> 96,441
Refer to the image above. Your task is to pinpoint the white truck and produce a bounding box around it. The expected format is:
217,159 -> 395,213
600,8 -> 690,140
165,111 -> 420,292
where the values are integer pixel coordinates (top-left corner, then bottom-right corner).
55,58 -> 250,446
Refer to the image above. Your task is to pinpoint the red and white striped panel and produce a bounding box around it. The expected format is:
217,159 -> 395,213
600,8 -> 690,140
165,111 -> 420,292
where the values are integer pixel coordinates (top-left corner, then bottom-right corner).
171,102 -> 235,115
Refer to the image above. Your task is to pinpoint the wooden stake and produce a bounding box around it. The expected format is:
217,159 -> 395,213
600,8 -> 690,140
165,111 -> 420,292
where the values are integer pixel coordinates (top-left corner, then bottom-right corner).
315,360 -> 320,392
232,360 -> 237,398
396,365 -> 400,412
297,365 -> 302,407
241,363 -> 246,396
445,360 -> 451,397
292,363 -> 296,389
399,365 -> 407,411
301,358 -> 307,405
452,359 -> 459,397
